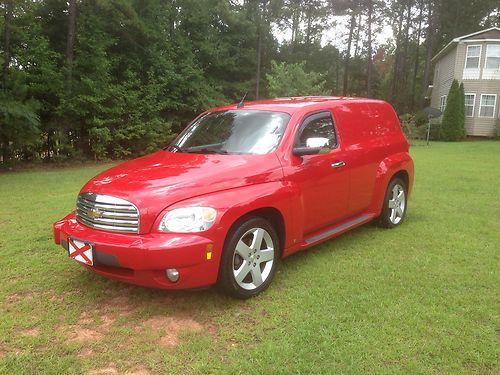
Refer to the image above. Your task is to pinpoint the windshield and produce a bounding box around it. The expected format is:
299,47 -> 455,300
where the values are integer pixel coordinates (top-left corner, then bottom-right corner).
170,110 -> 290,155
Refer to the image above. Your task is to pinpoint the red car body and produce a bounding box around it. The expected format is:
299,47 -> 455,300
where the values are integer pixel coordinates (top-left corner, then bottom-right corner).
54,97 -> 414,290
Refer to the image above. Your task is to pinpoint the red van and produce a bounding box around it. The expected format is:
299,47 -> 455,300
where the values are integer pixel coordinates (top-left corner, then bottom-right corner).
54,96 -> 414,298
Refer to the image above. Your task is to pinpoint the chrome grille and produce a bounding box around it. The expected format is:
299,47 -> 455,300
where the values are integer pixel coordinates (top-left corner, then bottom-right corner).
76,193 -> 140,234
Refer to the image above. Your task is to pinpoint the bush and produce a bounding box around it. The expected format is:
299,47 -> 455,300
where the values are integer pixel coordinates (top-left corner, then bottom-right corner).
266,61 -> 327,97
400,113 -> 427,141
440,80 -> 466,141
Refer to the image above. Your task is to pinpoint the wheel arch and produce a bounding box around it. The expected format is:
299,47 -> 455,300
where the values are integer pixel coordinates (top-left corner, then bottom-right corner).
369,153 -> 414,215
224,206 -> 286,257
391,170 -> 409,190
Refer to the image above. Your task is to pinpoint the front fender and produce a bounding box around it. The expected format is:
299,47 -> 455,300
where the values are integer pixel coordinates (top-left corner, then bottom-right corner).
152,181 -> 298,260
369,152 -> 414,215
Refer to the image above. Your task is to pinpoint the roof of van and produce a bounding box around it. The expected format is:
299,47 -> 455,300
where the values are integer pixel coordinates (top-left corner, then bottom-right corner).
212,96 -> 387,114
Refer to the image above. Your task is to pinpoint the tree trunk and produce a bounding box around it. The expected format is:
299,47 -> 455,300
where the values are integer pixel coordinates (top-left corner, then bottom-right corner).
391,5 -> 405,104
354,13 -> 362,58
343,11 -> 356,96
410,3 -> 423,110
255,28 -> 262,99
397,1 -> 413,112
366,0 -> 373,97
66,0 -> 77,91
421,0 -> 435,107
2,0 -> 13,90
290,0 -> 300,55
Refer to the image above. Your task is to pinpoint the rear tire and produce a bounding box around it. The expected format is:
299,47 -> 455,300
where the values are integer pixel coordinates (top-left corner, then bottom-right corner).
218,217 -> 280,299
378,177 -> 407,228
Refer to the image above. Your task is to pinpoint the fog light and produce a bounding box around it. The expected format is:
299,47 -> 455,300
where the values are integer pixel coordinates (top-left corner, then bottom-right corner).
166,268 -> 179,282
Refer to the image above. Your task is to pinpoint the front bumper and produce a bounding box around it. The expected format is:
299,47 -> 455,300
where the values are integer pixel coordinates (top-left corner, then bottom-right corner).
53,212 -> 222,289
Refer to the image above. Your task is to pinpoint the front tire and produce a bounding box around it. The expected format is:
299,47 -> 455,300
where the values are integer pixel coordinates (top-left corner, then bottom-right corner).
218,217 -> 280,299
379,177 -> 407,228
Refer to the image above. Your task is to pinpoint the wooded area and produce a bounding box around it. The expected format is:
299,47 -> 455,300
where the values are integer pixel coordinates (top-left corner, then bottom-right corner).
1,0 -> 499,163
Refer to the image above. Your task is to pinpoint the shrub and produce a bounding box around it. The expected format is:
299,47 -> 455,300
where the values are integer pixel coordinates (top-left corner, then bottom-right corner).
399,113 -> 427,141
440,80 -> 466,141
266,61 -> 327,97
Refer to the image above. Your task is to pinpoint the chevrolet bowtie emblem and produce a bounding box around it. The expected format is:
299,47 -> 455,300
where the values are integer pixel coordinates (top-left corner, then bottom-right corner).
88,208 -> 103,219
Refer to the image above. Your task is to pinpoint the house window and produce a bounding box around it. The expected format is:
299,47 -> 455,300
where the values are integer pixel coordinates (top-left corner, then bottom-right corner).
479,94 -> 497,118
485,45 -> 500,70
439,95 -> 447,113
465,45 -> 481,69
464,94 -> 475,117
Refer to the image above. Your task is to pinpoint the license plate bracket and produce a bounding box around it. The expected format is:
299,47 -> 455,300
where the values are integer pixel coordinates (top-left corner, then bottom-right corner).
67,237 -> 94,266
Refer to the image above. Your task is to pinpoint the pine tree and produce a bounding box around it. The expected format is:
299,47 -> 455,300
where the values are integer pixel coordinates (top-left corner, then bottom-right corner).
440,79 -> 465,141
458,82 -> 466,139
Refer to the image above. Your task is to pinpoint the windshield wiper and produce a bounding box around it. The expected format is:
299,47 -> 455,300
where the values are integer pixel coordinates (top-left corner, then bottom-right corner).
166,144 -> 183,152
185,147 -> 229,155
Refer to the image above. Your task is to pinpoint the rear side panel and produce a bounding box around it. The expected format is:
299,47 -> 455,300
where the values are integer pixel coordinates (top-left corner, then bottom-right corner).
332,100 -> 412,217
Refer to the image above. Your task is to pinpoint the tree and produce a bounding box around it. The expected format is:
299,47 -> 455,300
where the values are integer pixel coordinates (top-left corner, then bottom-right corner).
266,61 -> 327,97
440,80 -> 465,141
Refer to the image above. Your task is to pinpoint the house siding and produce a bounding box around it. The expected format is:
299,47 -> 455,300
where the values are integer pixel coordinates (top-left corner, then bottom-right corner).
431,29 -> 500,137
431,47 -> 457,111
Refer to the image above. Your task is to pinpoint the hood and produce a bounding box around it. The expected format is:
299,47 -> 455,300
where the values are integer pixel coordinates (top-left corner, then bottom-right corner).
80,150 -> 284,232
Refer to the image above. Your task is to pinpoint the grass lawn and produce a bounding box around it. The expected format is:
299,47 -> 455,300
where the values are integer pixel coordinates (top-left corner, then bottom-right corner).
0,141 -> 499,374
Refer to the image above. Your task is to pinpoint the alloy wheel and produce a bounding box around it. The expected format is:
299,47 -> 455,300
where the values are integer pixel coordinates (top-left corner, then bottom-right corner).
388,184 -> 406,225
232,227 -> 275,290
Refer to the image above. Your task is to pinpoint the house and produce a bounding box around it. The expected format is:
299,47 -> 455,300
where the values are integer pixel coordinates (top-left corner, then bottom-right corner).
430,27 -> 500,137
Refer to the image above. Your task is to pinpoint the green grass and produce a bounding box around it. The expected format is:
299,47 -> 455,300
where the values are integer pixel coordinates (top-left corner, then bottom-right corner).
1,142 -> 499,374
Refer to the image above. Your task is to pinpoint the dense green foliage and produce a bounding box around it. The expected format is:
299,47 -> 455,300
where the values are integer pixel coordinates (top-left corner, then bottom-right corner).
266,60 -> 326,97
440,80 -> 466,141
1,142 -> 499,373
0,0 -> 498,162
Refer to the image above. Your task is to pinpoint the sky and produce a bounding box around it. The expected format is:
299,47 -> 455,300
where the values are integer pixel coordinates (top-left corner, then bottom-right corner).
274,15 -> 395,53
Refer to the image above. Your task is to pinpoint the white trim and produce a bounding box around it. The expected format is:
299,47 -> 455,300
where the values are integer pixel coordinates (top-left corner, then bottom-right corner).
464,44 -> 482,69
439,95 -> 447,113
456,27 -> 500,41
462,39 -> 500,43
485,44 -> 500,69
432,27 -> 500,62
464,93 -> 476,117
479,94 -> 497,118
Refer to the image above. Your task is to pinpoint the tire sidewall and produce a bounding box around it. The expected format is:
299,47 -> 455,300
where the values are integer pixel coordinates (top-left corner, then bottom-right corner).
218,216 -> 280,299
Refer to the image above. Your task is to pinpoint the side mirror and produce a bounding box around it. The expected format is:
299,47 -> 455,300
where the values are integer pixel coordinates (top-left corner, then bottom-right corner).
293,146 -> 330,157
306,137 -> 329,148
293,137 -> 330,157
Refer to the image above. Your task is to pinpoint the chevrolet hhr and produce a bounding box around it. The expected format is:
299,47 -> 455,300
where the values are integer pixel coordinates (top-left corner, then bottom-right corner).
54,97 -> 414,298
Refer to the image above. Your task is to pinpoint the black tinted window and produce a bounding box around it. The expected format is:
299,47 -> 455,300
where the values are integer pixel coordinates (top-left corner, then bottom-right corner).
298,114 -> 336,148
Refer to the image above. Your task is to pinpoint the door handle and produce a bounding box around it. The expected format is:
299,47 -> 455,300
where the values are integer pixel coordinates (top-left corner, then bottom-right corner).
331,161 -> 346,169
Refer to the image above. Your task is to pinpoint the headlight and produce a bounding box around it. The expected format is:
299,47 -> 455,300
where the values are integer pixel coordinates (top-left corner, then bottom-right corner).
158,207 -> 217,233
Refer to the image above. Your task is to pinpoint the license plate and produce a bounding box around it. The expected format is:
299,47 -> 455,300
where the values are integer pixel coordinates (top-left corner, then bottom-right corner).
68,237 -> 94,266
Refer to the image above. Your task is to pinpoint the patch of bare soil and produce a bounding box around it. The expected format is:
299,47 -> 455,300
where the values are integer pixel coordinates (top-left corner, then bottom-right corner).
141,315 -> 211,348
124,367 -> 155,375
20,328 -> 39,337
6,291 -> 34,304
88,364 -> 119,374
88,364 -> 155,375
64,312 -> 116,343
78,348 -> 95,358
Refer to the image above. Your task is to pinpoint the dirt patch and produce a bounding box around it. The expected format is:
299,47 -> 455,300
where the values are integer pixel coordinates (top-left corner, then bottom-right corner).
88,364 -> 118,374
141,315 -> 210,348
88,364 -> 154,375
124,367 -> 155,375
20,328 -> 39,337
6,292 -> 34,304
78,348 -> 95,358
64,312 -> 116,343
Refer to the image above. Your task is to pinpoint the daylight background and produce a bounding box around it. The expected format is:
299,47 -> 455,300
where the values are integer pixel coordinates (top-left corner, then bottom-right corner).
1,0 -> 499,164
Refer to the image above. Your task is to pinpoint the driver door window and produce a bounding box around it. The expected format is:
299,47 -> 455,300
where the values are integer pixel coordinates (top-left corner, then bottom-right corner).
297,112 -> 337,149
